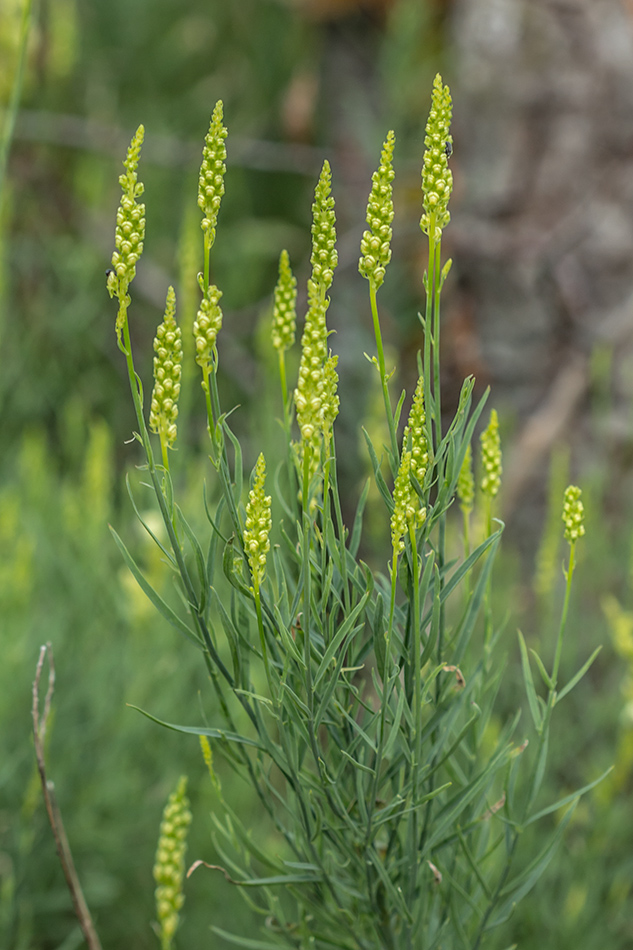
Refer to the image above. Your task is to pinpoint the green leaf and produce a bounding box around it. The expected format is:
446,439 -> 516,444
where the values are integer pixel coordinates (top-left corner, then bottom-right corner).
109,526 -> 203,649
349,478 -> 370,558
517,630 -> 542,732
526,766 -> 612,825
556,646 -> 602,703
127,704 -> 265,749
529,647 -> 554,691
211,927 -> 284,950
313,590 -> 370,689
362,426 -> 393,512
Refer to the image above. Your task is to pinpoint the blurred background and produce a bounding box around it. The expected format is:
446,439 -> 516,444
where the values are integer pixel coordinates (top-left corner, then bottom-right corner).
2,0 -> 633,947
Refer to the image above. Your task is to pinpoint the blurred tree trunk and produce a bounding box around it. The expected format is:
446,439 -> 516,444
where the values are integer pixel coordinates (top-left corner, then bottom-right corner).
448,0 -> 633,510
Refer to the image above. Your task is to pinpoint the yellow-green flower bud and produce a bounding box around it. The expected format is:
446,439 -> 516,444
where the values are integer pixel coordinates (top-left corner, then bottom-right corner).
244,453 -> 272,588
562,485 -> 585,544
194,284 -> 223,368
390,450 -> 427,555
153,776 -> 192,950
149,286 -> 182,449
294,289 -> 329,451
359,130 -> 395,289
198,101 -> 228,245
457,443 -> 474,513
310,160 -> 338,292
403,375 -> 428,487
480,409 -> 502,499
321,353 -> 340,442
109,125 -> 146,304
272,249 -> 297,352
420,74 -> 453,241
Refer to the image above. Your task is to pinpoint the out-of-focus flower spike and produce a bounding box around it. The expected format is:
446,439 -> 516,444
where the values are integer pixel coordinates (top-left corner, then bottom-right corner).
562,485 -> 585,544
272,249 -> 297,352
153,776 -> 192,950
457,443 -> 475,514
480,409 -> 502,499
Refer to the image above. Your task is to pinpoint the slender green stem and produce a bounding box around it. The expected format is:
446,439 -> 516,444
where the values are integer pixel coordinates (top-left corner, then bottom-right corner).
369,281 -> 399,469
552,542 -> 575,686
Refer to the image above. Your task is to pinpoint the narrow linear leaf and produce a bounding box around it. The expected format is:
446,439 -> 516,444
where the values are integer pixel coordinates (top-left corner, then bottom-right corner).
556,646 -> 602,704
127,704 -> 264,750
526,766 -> 612,825
517,630 -> 542,732
110,526 -> 203,649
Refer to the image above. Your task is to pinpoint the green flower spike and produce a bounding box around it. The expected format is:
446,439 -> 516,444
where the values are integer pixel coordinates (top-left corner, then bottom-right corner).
321,353 -> 340,447
403,375 -> 429,487
457,443 -> 475,514
108,125 -> 146,339
359,129 -> 395,289
194,284 -> 223,370
310,160 -> 338,293
420,74 -> 453,241
149,286 -> 183,452
391,450 -> 426,556
272,249 -> 297,352
153,776 -> 192,950
480,409 -> 502,499
562,485 -> 585,544
198,101 -> 228,247
244,453 -> 272,590
294,290 -> 329,449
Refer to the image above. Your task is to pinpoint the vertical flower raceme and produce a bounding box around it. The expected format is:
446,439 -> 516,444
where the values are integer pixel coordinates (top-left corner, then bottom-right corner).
271,249 -> 297,353
244,453 -> 272,590
391,450 -> 426,556
321,353 -> 340,454
359,130 -> 395,289
153,776 -> 192,950
310,160 -> 338,295
480,409 -> 502,499
198,101 -> 228,248
562,485 -> 585,544
108,125 -> 146,340
403,375 -> 429,488
150,286 -> 183,450
194,283 -> 223,371
420,74 -> 453,242
294,163 -> 339,468
457,443 -> 475,514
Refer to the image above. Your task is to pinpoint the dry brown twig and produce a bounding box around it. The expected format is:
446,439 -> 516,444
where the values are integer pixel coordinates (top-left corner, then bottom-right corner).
32,643 -> 103,950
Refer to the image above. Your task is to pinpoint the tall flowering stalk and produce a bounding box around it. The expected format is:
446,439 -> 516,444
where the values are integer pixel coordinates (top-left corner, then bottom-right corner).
271,248 -> 297,418
149,286 -> 182,471
480,408 -> 502,536
359,130 -> 398,468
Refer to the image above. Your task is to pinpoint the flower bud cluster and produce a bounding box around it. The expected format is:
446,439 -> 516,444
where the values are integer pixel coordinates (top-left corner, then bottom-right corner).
457,443 -> 475,513
310,160 -> 338,291
244,454 -> 272,588
153,776 -> 192,949
420,74 -> 453,241
391,450 -> 427,555
294,288 -> 329,453
480,409 -> 502,499
194,284 -> 223,368
271,249 -> 297,352
109,125 -> 146,293
321,354 -> 340,443
149,287 -> 182,448
562,485 -> 585,544
198,101 -> 228,244
403,375 -> 428,486
359,130 -> 395,289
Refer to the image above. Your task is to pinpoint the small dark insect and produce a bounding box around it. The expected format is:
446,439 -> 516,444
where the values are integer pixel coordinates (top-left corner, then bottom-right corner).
445,140 -> 453,159
105,268 -> 115,277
